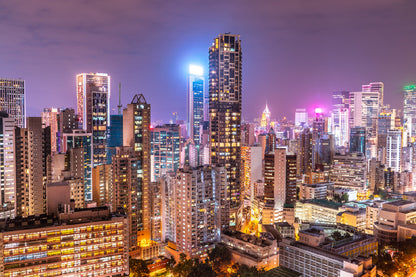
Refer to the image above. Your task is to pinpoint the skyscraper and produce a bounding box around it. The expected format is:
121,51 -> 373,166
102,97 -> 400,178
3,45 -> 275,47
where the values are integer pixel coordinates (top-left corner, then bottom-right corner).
123,94 -> 151,232
331,91 -> 350,148
76,73 -> 110,166
295,108 -> 308,127
362,82 -> 384,109
350,127 -> 366,154
403,84 -> 416,144
386,129 -> 401,172
209,33 -> 242,226
187,65 -> 204,145
0,78 -> 25,128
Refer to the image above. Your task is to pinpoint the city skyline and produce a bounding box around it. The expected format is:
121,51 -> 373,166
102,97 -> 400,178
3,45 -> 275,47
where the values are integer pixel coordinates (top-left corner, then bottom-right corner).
1,1 -> 416,122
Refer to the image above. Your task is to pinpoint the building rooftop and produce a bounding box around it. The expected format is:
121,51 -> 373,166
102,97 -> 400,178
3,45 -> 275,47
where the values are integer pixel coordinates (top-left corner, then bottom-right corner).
261,266 -> 301,277
308,199 -> 343,209
0,207 -> 126,232
222,229 -> 275,247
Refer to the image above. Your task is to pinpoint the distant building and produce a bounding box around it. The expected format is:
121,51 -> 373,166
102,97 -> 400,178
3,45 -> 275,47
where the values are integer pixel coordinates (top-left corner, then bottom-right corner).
187,65 -> 204,145
330,153 -> 366,191
0,78 -> 25,128
106,114 -> 123,164
295,108 -> 308,127
151,124 -> 181,181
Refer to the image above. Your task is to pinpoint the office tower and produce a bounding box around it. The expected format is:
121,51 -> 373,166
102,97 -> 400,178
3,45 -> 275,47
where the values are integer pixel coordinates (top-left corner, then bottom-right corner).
313,134 -> 333,172
76,73 -> 110,166
404,84 -> 416,144
331,108 -> 349,148
187,65 -> 204,145
14,117 -> 51,217
0,208 -> 129,276
349,91 -> 380,136
0,113 -> 15,215
333,91 -> 350,109
261,104 -> 271,130
330,152 -> 366,191
285,153 -> 297,205
349,90 -> 379,158
42,108 -> 61,153
92,164 -> 112,207
386,129 -> 402,172
175,166 -> 228,258
312,108 -> 326,138
107,114 -> 123,164
112,146 -> 141,248
241,145 -> 263,203
265,127 -> 276,153
151,124 -> 181,181
362,82 -> 384,108
123,94 -> 151,231
209,33 -> 242,226
62,130 -> 93,201
295,108 -> 308,127
0,78 -> 25,128
350,127 -> 366,154
299,129 -> 313,174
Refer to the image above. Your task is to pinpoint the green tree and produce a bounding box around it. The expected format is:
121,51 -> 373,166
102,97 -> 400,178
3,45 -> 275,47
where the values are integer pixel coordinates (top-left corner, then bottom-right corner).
341,193 -> 349,203
130,258 -> 150,277
331,230 -> 343,241
172,253 -> 195,277
208,245 -> 232,275
188,260 -> 216,277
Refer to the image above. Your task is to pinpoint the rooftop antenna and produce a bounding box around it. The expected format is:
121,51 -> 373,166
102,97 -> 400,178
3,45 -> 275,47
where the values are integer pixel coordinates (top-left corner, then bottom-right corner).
117,82 -> 122,115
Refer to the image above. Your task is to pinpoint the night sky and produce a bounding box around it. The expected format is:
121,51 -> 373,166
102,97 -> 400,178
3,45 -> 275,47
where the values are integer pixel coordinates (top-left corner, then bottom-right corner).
1,0 -> 416,123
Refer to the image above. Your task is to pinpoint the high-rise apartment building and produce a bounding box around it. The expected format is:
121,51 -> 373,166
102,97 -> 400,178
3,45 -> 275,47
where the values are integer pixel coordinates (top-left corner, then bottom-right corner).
76,73 -> 110,166
175,166 -> 228,257
187,65 -> 204,145
0,113 -> 15,214
14,117 -> 51,217
151,124 -> 181,182
123,94 -> 151,232
241,145 -> 263,203
209,34 -> 242,226
111,147 -> 141,248
92,164 -> 112,207
0,78 -> 25,128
